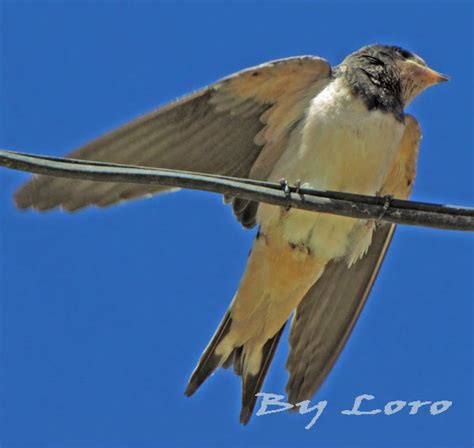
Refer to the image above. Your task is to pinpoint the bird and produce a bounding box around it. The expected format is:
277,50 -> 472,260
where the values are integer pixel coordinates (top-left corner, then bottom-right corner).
15,44 -> 447,424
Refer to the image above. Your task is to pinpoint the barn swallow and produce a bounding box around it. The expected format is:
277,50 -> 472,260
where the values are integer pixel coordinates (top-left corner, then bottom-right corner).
15,44 -> 447,424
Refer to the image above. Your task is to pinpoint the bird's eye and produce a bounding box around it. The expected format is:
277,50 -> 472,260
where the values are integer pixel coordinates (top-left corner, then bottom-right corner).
394,46 -> 427,67
397,48 -> 413,59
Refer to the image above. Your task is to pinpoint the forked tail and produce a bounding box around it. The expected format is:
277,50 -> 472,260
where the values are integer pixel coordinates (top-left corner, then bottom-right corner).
184,309 -> 286,424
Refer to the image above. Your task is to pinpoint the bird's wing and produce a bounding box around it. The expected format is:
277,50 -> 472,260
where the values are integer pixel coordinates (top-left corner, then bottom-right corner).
285,115 -> 421,404
14,56 -> 331,225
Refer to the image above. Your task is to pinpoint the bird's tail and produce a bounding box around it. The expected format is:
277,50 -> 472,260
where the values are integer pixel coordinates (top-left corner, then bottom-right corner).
185,221 -> 327,424
184,308 -> 286,424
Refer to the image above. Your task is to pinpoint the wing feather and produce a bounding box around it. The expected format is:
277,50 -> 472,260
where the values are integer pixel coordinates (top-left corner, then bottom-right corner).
286,223 -> 395,403
15,56 -> 331,221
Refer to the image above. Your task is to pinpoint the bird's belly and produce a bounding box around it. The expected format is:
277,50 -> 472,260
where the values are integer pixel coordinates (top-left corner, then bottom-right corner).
260,82 -> 405,261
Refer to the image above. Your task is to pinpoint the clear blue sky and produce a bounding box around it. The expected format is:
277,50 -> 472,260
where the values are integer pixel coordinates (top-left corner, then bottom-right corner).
1,2 -> 472,447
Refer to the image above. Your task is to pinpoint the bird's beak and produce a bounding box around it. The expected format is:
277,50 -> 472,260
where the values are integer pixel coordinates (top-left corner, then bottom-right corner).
422,66 -> 450,85
399,60 -> 448,106
402,59 -> 449,87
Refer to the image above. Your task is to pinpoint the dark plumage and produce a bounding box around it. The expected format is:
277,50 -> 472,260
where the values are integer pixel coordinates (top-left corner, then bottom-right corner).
337,44 -> 422,122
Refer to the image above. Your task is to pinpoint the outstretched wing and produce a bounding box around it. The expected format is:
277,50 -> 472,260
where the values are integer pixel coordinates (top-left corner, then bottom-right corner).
15,56 -> 331,227
285,115 -> 421,404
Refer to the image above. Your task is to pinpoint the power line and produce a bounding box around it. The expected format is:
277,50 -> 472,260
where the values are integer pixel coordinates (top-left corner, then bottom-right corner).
1,149 -> 472,232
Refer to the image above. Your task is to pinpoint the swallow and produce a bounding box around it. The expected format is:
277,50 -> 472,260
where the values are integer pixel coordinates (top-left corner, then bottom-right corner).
15,44 -> 448,424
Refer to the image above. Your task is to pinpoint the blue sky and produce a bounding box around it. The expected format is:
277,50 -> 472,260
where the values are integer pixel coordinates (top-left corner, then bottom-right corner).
1,1 -> 472,447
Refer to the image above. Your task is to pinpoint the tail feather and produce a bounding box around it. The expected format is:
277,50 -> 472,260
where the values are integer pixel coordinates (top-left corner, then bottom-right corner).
185,225 -> 322,423
239,322 -> 286,424
184,311 -> 232,397
185,308 -> 287,424
222,345 -> 244,375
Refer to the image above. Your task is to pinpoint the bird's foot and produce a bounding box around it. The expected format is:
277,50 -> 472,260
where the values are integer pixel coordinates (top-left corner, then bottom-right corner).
294,179 -> 302,194
279,178 -> 307,210
279,178 -> 291,211
377,194 -> 393,222
279,178 -> 291,197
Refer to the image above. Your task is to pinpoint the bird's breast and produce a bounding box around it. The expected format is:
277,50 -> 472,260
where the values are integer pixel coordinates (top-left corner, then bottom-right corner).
259,77 -> 405,261
274,77 -> 405,193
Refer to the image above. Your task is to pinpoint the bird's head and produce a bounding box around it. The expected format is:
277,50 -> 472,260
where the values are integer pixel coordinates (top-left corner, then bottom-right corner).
344,44 -> 448,107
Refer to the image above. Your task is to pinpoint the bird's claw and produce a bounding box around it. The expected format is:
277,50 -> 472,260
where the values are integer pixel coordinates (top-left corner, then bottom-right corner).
377,194 -> 393,222
279,178 -> 291,211
279,178 -> 291,197
294,179 -> 302,194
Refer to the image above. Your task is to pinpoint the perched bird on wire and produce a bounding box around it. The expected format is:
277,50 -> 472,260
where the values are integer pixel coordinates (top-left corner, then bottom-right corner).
15,44 -> 447,424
